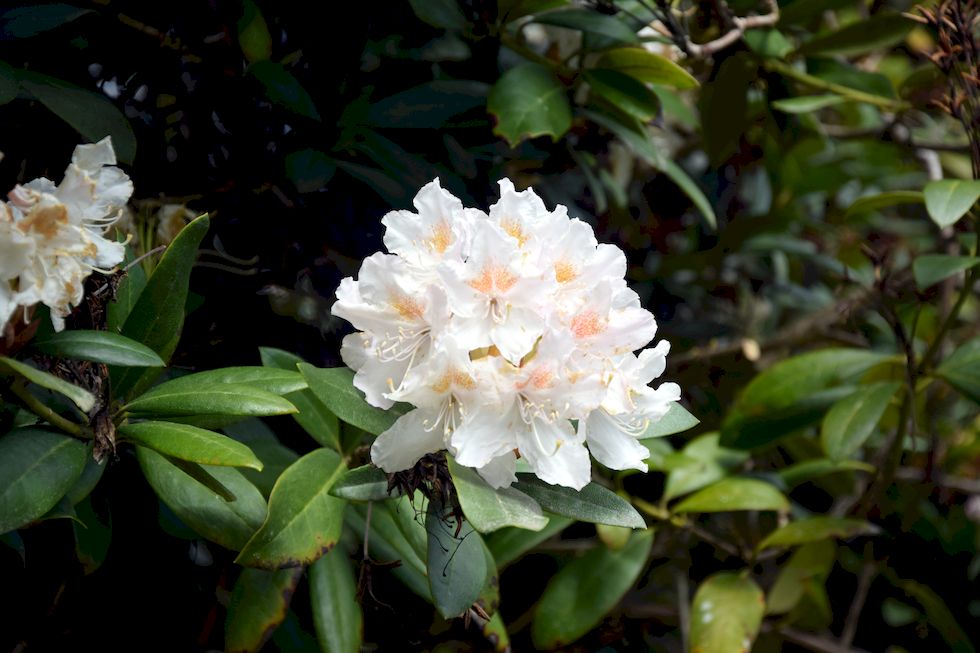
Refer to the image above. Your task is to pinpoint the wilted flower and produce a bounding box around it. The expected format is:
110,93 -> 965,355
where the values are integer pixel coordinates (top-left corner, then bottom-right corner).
333,179 -> 680,490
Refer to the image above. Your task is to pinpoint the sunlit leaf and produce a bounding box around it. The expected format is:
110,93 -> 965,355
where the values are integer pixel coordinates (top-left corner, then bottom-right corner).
595,47 -> 698,89
821,381 -> 900,461
757,516 -> 879,551
119,421 -> 264,470
690,573 -> 765,653
923,179 -> 980,228
673,478 -> 788,514
448,457 -> 547,533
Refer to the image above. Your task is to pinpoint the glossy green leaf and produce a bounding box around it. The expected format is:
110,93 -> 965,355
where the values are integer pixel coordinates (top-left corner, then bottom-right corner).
690,573 -> 765,653
673,478 -> 788,514
845,190 -> 924,216
771,94 -> 847,114
124,382 -> 296,418
821,382 -> 900,461
260,348 -> 341,449
768,540 -> 835,615
32,330 -> 164,367
799,14 -> 912,57
225,567 -> 303,653
659,159 -> 717,230
236,448 -> 347,569
0,429 -> 88,534
758,516 -> 879,551
448,457 -> 547,533
0,356 -> 96,413
924,179 -> 980,228
310,546 -> 363,653
778,458 -> 874,487
237,0 -> 272,63
119,421 -> 263,470
533,9 -> 638,45
0,4 -> 92,39
485,515 -> 573,568
488,63 -> 571,147
914,255 -> 980,289
155,367 -> 308,396
330,464 -> 397,501
664,433 -> 748,501
596,47 -> 698,89
584,69 -> 660,122
115,214 -> 210,397
426,496 -> 487,618
936,338 -> 980,404
514,474 -> 644,528
531,529 -> 653,649
137,447 -> 267,550
298,364 -> 399,436
639,402 -> 700,440
248,60 -> 320,120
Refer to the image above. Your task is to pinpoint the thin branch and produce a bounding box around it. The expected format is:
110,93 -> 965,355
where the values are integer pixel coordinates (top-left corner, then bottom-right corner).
682,0 -> 780,58
840,553 -> 877,649
10,380 -> 89,438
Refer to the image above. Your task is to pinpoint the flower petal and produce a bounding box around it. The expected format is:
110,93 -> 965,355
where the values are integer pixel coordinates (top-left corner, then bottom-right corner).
371,408 -> 446,472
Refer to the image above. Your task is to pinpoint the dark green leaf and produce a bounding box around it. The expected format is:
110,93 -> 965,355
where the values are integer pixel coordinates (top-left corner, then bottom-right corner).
260,348 -> 341,449
664,433 -> 748,501
33,330 -> 164,367
923,179 -> 980,228
310,546 -> 363,653
285,149 -> 335,193
124,382 -> 296,418
896,578 -> 977,653
799,14 -> 912,57
298,364 -> 400,436
72,496 -> 111,575
514,474 -> 644,528
914,255 -> 980,289
583,107 -> 663,166
367,80 -> 489,129
448,457 -> 547,533
758,516 -> 879,551
408,0 -> 467,29
0,356 -> 96,412
488,63 -> 572,147
595,47 -> 698,89
237,0 -> 272,63
821,382 -> 900,460
690,573 -> 765,653
936,338 -> 980,404
0,429 -> 88,534
248,60 -> 320,121
778,458 -> 874,487
584,69 -> 661,122
0,61 -> 18,104
225,420 -> 299,498
119,421 -> 263,470
236,448 -> 347,569
485,515 -> 573,568
0,4 -> 92,39
845,190 -> 924,217
673,478 -> 788,514
225,568 -> 303,653
531,530 -> 653,649
65,455 -> 106,505
533,9 -> 638,45
426,496 -> 487,618
771,94 -> 847,114
107,252 -> 147,333
330,464 -> 397,502
659,159 -> 717,230
639,402 -> 699,440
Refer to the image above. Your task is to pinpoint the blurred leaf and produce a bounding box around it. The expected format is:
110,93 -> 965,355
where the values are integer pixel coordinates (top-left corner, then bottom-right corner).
584,107 -> 663,166
225,568 -> 303,653
0,3 -> 92,39
821,382 -> 900,461
408,0 -> 467,29
596,47 -> 698,89
119,421 -> 263,470
664,433 -> 748,501
767,540 -> 835,615
482,612 -> 511,652
0,428 -> 87,534
18,72 -> 136,164
0,60 -> 18,104
845,190 -> 924,216
531,529 -> 653,649
780,0 -> 853,24
477,540 -> 501,617
298,364 -> 401,436
639,402 -> 699,440
936,338 -> 980,404
914,255 -> 980,289
743,28 -> 794,58
448,457 -> 547,533
124,382 -> 296,418
426,496 -> 487,618
596,523 -> 632,550
237,448 -> 346,569
585,69 -> 661,122
285,149 -> 335,193
659,158 -> 717,230
799,14 -> 912,57
924,179 -> 980,228
533,8 -> 638,45
488,63 -> 571,146
514,474 -> 644,528
771,94 -> 847,114
690,573 -> 765,653
673,478 -> 788,514
72,496 -> 111,575
248,60 -> 321,121
114,214 -> 210,397
237,0 -> 272,63
778,458 -> 874,487
485,515 -> 573,568
0,356 -> 96,412
260,348 -> 341,450
499,0 -> 568,22
367,80 -> 489,129
137,447 -> 267,550
896,578 -> 977,653
33,330 -> 164,367
758,517 -> 879,551
310,546 -> 363,653
330,464 -> 396,501
0,530 -> 25,563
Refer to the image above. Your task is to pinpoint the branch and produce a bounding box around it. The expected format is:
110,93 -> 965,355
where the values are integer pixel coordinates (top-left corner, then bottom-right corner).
682,0 -> 780,58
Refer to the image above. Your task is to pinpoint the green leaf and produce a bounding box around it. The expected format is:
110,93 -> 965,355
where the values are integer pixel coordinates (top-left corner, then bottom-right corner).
408,0 -> 467,29
0,61 -> 18,104
488,63 -> 572,147
583,107 -> 663,167
690,573 -> 765,653
0,356 -> 96,413
426,496 -> 487,618
65,454 -> 107,505
137,447 -> 267,550
595,47 -> 698,89
124,382 -> 296,418
0,429 -> 88,534
248,60 -> 320,121
845,189 -> 924,216
330,464 -> 397,501
531,529 -> 653,649
533,9 -> 638,45
673,478 -> 788,514
17,72 -> 136,163
285,149 -> 335,193
260,348 -> 341,449
310,546 -> 363,653
924,179 -> 980,228
514,474 -> 644,528
225,567 -> 303,653
743,28 -> 794,59
298,364 -> 400,436
914,255 -> 980,289
448,457 -> 547,533
658,159 -> 717,230
896,578 -> 977,653
73,496 -> 110,575
157,367 -> 308,395
799,14 -> 912,58
821,382 -> 900,461
639,402 -> 699,440
485,515 -> 573,568
346,499 -> 429,600
107,252 -> 147,332
936,338 -> 980,404
767,540 -> 835,615
226,420 -> 299,498
367,80 -> 489,129
481,612 -> 511,652
237,0 -> 272,63
0,4 -> 92,39
119,421 -> 263,470
115,214 -> 210,397
584,69 -> 661,122
771,94 -> 847,114
757,516 -> 879,551
778,458 -> 874,487
236,449 -> 347,569
664,433 -> 748,501
33,330 -> 164,367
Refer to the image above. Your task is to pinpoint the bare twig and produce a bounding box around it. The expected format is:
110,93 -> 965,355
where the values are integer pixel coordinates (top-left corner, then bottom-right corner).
839,552 -> 877,649
681,0 -> 780,58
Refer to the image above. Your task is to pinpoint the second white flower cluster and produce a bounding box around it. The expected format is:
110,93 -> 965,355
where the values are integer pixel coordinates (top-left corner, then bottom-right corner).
334,179 -> 680,490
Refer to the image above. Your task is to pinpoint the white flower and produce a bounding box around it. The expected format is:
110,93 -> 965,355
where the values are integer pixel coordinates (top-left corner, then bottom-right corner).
334,178 -> 681,490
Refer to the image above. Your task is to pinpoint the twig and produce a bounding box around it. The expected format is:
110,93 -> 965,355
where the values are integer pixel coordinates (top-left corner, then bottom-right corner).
895,467 -> 980,494
839,551 -> 877,649
9,380 -> 89,438
674,570 -> 690,651
763,59 -> 911,112
682,0 -> 780,57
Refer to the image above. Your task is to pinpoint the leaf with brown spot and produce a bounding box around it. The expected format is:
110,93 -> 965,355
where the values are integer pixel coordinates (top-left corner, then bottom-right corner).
225,567 -> 303,653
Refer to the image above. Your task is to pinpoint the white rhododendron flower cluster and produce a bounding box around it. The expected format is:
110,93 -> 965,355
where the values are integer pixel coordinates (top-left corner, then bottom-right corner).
0,137 -> 133,332
333,179 -> 680,490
